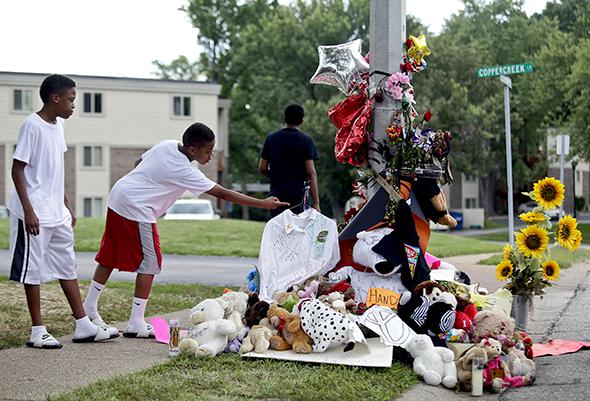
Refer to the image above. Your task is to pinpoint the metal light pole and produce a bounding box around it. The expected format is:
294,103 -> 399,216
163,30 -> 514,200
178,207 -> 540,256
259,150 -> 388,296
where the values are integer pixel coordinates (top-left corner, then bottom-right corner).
501,75 -> 514,246
572,159 -> 578,218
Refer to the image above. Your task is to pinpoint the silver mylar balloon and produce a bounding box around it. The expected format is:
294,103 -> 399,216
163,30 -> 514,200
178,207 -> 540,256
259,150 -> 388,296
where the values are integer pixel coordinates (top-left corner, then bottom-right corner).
310,39 -> 369,95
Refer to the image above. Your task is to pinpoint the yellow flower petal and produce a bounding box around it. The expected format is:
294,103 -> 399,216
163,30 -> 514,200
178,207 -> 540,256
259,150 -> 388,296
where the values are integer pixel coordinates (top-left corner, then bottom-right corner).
533,177 -> 565,210
515,225 -> 549,258
557,215 -> 579,250
542,259 -> 560,281
503,243 -> 514,260
496,259 -> 513,281
519,211 -> 547,224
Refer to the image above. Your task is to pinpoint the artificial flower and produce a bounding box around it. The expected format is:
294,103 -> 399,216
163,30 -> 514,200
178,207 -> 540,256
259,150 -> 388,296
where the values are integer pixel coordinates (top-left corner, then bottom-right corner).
542,260 -> 560,281
423,111 -> 432,122
519,211 -> 546,224
556,215 -> 579,250
533,177 -> 565,210
496,259 -> 513,281
516,225 -> 549,258
412,128 -> 433,151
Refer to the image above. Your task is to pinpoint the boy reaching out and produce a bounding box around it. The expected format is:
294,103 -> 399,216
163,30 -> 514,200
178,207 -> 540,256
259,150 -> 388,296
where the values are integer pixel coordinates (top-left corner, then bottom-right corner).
83,122 -> 288,337
9,74 -> 117,348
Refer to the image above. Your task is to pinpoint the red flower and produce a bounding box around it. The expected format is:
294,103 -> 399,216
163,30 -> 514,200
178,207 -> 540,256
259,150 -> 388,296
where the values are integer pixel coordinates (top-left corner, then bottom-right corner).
405,38 -> 413,48
424,111 -> 432,122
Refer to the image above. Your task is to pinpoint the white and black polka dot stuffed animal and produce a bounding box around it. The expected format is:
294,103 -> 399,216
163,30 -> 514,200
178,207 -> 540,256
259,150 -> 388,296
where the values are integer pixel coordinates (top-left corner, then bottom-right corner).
293,298 -> 366,353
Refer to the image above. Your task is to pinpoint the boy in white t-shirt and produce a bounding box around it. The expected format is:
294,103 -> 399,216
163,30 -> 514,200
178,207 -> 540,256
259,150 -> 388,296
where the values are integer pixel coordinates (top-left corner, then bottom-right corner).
9,74 -> 118,348
83,122 -> 288,337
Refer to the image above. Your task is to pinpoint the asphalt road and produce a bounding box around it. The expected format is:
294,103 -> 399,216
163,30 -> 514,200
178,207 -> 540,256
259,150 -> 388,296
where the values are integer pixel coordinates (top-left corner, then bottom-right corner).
0,250 -> 257,287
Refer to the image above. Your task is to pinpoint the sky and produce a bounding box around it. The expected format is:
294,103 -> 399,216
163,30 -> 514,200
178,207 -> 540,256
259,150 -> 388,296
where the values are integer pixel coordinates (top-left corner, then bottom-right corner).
0,0 -> 551,79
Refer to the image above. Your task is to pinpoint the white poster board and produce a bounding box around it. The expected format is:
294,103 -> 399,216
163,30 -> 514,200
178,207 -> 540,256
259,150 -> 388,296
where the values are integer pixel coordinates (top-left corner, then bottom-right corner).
241,338 -> 393,368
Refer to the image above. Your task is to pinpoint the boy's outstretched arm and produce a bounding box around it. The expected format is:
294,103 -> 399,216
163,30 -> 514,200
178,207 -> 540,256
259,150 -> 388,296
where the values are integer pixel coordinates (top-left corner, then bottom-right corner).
206,185 -> 289,209
11,160 -> 39,235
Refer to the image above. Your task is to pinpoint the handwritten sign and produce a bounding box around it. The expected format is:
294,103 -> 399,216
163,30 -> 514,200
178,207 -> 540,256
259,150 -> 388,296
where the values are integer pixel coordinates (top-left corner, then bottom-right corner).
366,287 -> 400,309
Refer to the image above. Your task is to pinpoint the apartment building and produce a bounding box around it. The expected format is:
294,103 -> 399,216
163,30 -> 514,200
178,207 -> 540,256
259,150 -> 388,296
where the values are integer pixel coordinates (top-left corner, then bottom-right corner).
0,71 -> 230,217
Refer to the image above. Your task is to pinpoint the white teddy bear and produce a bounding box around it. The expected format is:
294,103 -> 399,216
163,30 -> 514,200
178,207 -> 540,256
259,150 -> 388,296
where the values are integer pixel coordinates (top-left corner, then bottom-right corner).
180,297 -> 237,358
406,334 -> 458,388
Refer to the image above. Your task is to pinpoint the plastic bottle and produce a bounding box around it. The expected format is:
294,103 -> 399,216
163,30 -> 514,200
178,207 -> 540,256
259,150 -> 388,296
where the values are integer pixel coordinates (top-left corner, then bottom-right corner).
471,357 -> 484,396
169,319 -> 180,357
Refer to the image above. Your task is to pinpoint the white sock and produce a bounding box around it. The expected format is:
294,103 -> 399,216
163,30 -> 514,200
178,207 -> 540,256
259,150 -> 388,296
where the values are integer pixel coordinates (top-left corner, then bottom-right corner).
128,297 -> 148,329
75,316 -> 98,338
83,280 -> 105,320
31,325 -> 47,340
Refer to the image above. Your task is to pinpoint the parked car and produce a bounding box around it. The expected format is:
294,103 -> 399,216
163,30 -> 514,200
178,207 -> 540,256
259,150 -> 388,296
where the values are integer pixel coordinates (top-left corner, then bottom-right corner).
517,201 -> 559,219
163,199 -> 219,220
0,205 -> 8,219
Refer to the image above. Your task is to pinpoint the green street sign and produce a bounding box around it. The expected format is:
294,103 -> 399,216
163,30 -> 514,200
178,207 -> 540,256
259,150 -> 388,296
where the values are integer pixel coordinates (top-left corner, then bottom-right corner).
476,63 -> 534,78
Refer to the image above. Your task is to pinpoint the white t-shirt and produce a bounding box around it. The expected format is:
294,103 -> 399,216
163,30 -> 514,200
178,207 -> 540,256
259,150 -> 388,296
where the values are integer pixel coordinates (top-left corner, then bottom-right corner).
8,113 -> 69,227
258,208 -> 340,302
108,140 -> 216,223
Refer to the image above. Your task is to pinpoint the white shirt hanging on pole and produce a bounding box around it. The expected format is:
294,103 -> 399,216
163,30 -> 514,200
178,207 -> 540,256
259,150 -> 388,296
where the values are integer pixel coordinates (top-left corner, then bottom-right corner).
258,209 -> 340,302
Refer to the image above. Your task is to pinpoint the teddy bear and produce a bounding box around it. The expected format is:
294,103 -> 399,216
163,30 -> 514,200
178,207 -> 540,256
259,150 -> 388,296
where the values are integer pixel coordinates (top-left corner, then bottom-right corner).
406,334 -> 458,388
225,326 -> 249,353
471,310 -> 515,343
180,300 -> 237,358
239,324 -> 272,354
413,280 -> 445,304
318,291 -> 356,315
455,342 -> 489,391
271,291 -> 299,313
506,347 -> 536,377
266,304 -> 313,354
292,298 -> 366,353
480,338 -> 534,393
244,293 -> 270,328
297,280 -> 320,299
413,177 -> 457,228
454,298 -> 478,332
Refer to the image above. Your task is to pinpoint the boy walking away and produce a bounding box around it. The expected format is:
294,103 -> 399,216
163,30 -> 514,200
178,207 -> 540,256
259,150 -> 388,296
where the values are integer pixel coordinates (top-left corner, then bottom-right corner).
83,122 -> 288,338
258,104 -> 320,217
8,74 -> 117,348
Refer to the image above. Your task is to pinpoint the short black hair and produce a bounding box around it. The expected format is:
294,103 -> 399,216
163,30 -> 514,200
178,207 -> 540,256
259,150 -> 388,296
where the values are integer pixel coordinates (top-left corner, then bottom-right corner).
182,122 -> 215,148
39,74 -> 76,103
284,104 -> 304,126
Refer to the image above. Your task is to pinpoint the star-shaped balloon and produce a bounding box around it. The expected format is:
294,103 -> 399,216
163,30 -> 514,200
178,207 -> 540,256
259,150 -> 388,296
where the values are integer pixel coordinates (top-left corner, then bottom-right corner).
407,34 -> 431,64
310,39 -> 369,95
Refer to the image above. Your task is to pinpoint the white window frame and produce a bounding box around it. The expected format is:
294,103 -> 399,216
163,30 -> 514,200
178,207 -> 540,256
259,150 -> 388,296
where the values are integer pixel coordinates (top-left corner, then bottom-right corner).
171,95 -> 192,118
81,91 -> 104,115
82,196 -> 104,218
81,145 -> 104,169
11,88 -> 34,113
465,198 -> 477,209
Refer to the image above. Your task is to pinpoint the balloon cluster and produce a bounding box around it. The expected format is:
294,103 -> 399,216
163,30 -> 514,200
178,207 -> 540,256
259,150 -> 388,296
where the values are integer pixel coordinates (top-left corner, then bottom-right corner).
310,34 -> 450,181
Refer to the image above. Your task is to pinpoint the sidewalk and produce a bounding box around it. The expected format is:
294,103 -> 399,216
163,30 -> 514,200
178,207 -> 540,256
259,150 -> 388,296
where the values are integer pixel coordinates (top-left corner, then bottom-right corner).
0,254 -> 588,401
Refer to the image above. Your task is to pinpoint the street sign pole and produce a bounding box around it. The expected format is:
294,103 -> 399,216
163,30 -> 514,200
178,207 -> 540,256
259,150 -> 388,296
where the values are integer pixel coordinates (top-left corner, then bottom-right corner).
501,75 -> 515,245
477,63 -> 533,245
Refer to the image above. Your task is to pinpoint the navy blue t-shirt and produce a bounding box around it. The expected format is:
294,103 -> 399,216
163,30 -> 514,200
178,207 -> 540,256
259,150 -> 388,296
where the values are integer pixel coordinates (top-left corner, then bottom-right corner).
260,127 -> 319,201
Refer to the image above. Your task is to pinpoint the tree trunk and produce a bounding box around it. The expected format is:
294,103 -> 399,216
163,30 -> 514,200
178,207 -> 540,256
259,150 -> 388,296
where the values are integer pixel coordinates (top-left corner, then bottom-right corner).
479,172 -> 498,215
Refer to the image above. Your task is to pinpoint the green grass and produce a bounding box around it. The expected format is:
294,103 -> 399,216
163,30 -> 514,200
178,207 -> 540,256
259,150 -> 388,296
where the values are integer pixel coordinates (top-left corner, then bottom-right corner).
426,232 -> 503,257
477,247 -> 590,268
0,278 -> 226,350
0,218 -> 265,257
51,355 -> 417,401
2,218 -> 509,258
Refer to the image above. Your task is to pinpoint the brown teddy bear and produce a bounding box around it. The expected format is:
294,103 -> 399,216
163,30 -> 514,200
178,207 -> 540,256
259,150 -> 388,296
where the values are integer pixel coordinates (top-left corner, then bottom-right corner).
455,343 -> 488,391
471,310 -> 515,343
266,304 -> 313,354
413,280 -> 445,304
244,293 -> 270,328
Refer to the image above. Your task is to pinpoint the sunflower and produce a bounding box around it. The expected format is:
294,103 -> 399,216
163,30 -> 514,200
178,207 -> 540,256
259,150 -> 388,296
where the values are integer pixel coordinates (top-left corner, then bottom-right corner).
542,259 -> 560,281
496,259 -> 513,281
570,229 -> 583,251
533,177 -> 564,210
557,215 -> 579,250
503,243 -> 514,260
519,211 -> 546,224
515,225 -> 549,258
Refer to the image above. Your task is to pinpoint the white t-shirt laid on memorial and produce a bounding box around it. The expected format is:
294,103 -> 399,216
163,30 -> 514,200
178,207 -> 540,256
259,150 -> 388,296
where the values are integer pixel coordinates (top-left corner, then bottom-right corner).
258,208 -> 340,302
108,140 -> 216,223
8,113 -> 69,227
